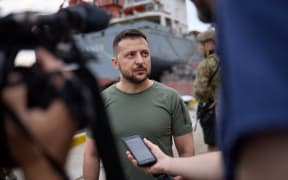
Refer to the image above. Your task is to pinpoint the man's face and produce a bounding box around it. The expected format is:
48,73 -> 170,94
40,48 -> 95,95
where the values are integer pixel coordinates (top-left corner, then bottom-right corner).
113,37 -> 151,84
200,39 -> 215,57
191,0 -> 214,23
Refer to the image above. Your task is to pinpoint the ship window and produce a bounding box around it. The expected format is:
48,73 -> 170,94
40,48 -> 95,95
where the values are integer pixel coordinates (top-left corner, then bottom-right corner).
146,3 -> 154,11
166,18 -> 172,27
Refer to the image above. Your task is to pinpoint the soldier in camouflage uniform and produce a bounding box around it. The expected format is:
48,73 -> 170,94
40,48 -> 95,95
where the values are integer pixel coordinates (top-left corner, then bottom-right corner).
193,28 -> 219,151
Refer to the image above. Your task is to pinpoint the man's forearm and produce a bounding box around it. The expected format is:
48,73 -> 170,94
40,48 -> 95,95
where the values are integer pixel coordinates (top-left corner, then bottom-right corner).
166,151 -> 223,180
178,150 -> 195,157
83,158 -> 100,180
175,133 -> 195,157
83,138 -> 100,180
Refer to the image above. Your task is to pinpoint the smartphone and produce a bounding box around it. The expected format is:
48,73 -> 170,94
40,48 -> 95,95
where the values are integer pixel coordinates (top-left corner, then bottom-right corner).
121,135 -> 157,167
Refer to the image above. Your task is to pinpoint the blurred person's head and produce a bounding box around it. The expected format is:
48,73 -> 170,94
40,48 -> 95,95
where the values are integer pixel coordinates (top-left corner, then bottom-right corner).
197,28 -> 216,57
112,29 -> 151,84
191,0 -> 215,23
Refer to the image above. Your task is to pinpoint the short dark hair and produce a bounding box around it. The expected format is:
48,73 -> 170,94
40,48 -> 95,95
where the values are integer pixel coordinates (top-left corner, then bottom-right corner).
113,29 -> 148,55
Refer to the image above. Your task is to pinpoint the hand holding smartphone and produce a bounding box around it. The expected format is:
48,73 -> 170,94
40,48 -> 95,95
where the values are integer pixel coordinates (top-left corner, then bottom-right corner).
122,135 -> 156,167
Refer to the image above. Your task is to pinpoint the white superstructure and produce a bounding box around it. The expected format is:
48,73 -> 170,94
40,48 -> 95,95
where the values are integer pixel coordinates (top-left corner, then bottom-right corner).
109,0 -> 189,33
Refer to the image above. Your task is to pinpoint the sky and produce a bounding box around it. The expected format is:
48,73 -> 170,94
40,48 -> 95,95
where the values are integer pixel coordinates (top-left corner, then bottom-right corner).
186,0 -> 210,31
0,0 -> 210,32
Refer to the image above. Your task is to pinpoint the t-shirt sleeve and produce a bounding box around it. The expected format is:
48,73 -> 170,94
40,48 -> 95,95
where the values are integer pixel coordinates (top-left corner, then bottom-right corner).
171,93 -> 193,136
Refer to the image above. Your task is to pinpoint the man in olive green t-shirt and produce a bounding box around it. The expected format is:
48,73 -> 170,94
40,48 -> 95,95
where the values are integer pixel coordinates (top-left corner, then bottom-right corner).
83,29 -> 195,180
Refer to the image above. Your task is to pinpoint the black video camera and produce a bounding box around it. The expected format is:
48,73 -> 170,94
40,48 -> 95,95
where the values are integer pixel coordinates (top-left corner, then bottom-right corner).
0,2 -> 111,114
0,3 -> 126,180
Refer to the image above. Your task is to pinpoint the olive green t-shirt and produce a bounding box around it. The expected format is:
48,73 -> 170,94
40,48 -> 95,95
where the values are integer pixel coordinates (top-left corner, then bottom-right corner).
95,81 -> 192,180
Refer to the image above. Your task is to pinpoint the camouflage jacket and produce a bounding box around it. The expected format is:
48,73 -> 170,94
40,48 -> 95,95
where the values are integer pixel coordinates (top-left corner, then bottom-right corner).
193,53 -> 219,103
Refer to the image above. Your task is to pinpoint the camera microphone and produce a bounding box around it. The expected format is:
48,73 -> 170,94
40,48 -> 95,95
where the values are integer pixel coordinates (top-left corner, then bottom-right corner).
35,3 -> 112,33
0,3 -> 111,48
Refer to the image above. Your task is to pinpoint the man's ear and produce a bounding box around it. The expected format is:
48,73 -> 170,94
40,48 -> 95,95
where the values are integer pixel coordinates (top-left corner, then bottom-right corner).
112,57 -> 119,70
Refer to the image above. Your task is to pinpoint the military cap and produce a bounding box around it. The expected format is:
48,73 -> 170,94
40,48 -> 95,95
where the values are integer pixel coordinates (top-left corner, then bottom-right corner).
197,28 -> 215,42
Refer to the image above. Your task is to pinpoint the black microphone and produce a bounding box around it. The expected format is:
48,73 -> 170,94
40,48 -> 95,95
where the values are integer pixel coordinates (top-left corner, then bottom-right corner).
36,3 -> 112,33
0,3 -> 111,48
